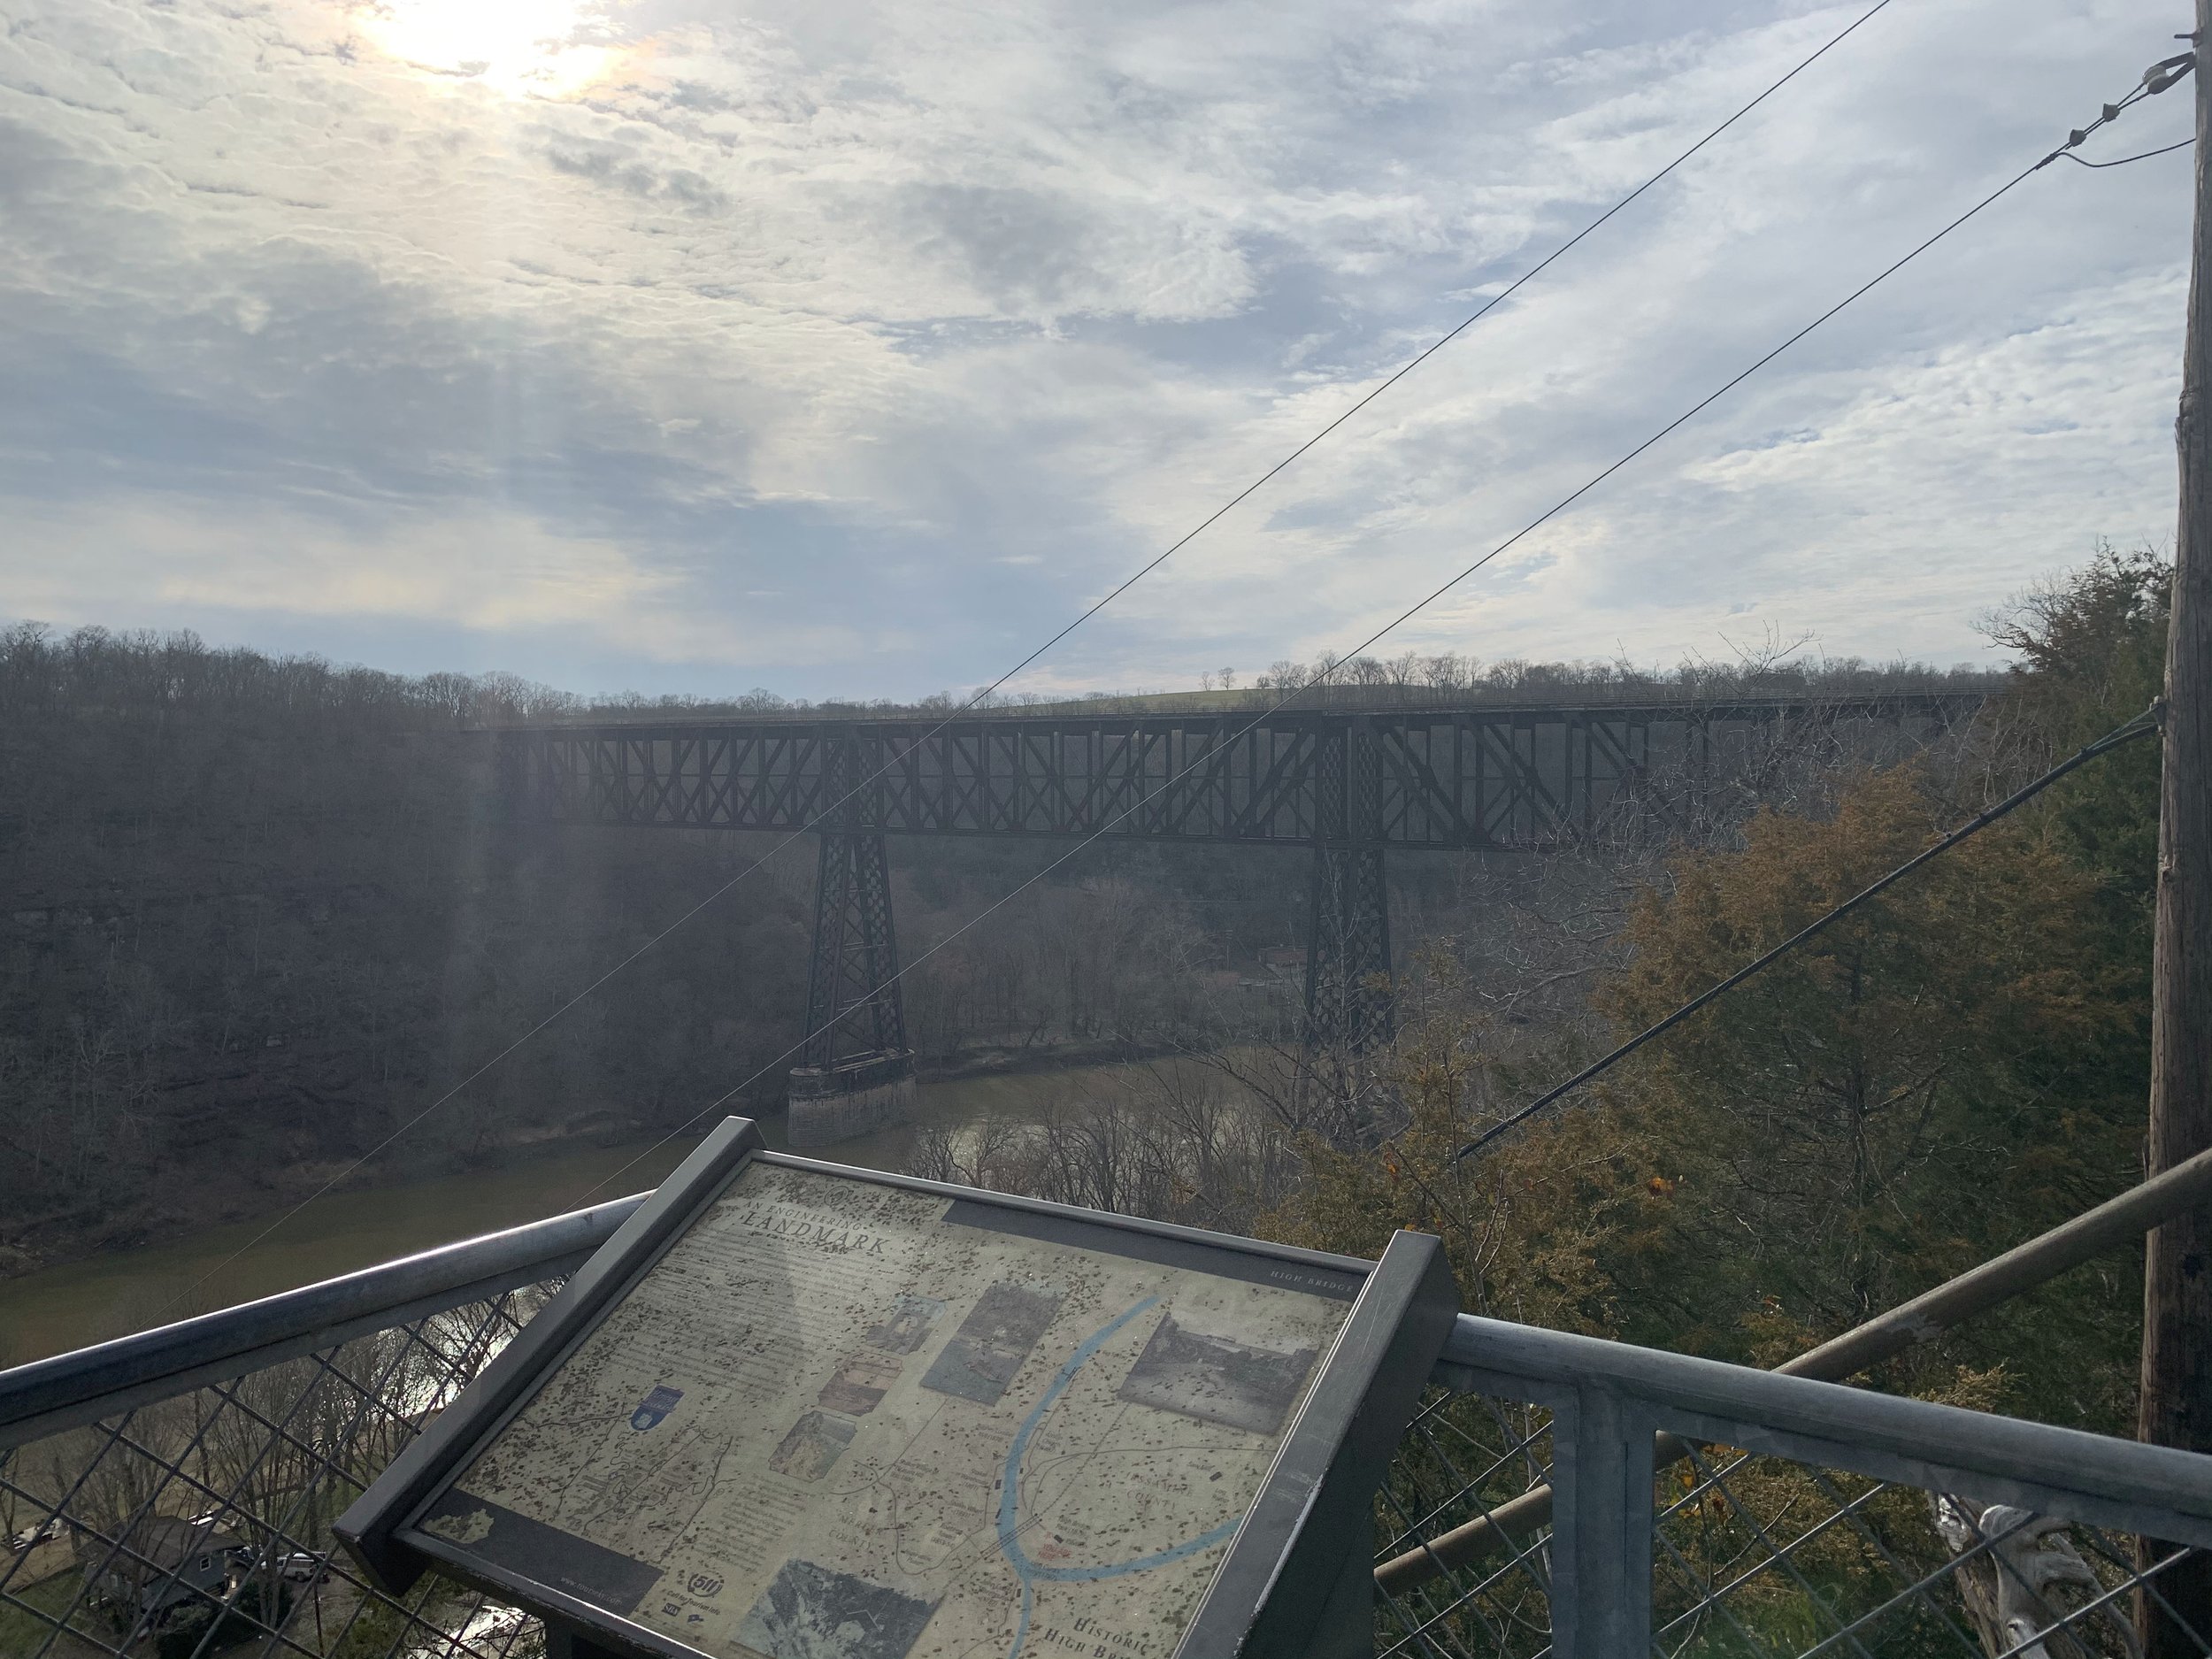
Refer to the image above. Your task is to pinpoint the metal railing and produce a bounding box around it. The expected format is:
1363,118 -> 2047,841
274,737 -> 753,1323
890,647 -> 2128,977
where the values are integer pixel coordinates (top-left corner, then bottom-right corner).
1380,1318 -> 2212,1658
0,1203 -> 640,1659
5,1205 -> 2209,1659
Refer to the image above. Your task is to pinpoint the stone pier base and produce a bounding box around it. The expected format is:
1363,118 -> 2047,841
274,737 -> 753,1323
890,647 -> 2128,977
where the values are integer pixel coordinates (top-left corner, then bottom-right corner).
787,1051 -> 918,1147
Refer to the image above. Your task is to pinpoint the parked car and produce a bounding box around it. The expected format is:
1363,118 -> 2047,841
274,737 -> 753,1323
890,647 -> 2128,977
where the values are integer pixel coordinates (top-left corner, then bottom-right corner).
7,1518 -> 64,1553
230,1547 -> 326,1585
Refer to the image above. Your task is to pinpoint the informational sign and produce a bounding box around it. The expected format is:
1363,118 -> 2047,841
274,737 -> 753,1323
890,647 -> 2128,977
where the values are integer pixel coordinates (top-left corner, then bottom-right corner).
339,1120 -> 1456,1659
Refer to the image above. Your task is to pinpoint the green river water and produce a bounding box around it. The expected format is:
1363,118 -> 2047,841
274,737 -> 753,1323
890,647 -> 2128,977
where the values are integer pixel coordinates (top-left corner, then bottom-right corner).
0,1063 -> 1131,1367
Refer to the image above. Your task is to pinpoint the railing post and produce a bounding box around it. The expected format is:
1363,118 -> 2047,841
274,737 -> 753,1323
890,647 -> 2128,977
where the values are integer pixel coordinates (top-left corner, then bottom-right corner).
1548,1382 -> 1654,1658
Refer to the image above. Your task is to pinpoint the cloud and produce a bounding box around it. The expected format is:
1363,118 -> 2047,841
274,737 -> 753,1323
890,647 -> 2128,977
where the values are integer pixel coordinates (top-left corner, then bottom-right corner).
4,493 -> 871,666
0,0 -> 2193,697
36,498 -> 668,630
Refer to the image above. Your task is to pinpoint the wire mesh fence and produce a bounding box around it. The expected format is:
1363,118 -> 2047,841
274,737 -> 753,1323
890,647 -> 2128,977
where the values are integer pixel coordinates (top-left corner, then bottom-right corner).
1374,1382 -> 2212,1659
7,1225 -> 2212,1659
1,1288 -> 553,1659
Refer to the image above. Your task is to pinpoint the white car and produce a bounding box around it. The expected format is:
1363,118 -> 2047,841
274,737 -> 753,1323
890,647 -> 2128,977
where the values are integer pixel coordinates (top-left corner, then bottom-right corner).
6,1518 -> 63,1553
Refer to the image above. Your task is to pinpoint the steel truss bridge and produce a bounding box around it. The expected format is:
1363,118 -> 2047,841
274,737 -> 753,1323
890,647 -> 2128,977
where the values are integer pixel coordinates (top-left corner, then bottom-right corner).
495,692 -> 1983,1108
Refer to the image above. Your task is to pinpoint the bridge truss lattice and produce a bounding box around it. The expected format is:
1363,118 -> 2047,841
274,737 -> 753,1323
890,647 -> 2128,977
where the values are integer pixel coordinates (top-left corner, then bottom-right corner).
494,694 -> 1983,1096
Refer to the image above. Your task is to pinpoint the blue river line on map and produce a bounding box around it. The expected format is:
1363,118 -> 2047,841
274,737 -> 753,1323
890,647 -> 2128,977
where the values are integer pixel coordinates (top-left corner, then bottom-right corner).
994,1296 -> 1244,1659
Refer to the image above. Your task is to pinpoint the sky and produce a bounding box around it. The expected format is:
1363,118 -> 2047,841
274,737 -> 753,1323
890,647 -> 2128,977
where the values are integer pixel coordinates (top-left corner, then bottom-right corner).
0,0 -> 2197,702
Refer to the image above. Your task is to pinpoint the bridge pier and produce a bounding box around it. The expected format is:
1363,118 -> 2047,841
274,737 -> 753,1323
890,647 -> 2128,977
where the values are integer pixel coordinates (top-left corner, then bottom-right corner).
1302,842 -> 1393,1059
788,741 -> 915,1146
1301,719 -> 1394,1139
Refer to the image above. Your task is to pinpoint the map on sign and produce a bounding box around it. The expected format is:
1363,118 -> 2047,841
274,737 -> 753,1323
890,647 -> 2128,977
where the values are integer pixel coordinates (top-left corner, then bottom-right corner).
411,1163 -> 1360,1659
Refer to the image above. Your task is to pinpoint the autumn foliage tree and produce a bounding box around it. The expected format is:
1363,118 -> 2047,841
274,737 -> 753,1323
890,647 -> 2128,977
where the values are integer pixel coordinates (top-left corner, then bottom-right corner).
1269,551 -> 2170,1437
1593,764 -> 2147,1409
1265,984 -> 1643,1339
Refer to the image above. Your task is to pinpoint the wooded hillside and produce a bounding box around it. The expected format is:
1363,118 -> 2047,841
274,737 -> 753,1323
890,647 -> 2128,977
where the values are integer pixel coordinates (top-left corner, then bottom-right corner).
0,601 -> 2085,1364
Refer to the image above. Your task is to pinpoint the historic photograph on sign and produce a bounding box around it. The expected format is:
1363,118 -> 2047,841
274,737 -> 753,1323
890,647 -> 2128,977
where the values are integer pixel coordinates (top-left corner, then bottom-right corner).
1116,1313 -> 1321,1435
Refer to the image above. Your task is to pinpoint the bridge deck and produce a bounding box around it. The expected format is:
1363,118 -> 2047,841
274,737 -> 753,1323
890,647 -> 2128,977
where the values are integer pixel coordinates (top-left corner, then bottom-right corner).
497,693 -> 1985,851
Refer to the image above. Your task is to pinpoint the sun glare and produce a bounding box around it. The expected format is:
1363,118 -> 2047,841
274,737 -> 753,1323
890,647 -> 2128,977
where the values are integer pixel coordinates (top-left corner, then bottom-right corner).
357,0 -> 618,97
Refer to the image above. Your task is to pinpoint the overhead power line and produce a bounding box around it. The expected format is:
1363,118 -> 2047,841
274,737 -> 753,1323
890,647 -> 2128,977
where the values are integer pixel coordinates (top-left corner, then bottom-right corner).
577,60 -> 2189,1210
154,1 -> 1911,1315
1441,52 -> 2200,1164
1453,709 -> 2165,1162
2059,136 -> 2194,168
2033,50 -> 2194,171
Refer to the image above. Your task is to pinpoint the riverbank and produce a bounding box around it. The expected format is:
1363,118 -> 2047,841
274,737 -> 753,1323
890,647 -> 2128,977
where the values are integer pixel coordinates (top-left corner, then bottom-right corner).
0,1054 -> 1194,1366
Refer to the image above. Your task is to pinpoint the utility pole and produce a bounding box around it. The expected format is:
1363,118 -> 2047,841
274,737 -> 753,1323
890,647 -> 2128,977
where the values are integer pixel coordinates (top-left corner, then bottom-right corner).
2143,6 -> 2212,1652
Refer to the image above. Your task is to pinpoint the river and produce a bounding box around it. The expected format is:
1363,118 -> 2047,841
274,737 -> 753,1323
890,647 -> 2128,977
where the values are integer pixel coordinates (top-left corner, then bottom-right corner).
0,1060 -> 1160,1367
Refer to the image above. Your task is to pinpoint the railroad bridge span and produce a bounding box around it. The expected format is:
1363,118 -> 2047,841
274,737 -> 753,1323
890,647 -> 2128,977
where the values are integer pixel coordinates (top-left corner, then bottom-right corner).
495,692 -> 1984,1141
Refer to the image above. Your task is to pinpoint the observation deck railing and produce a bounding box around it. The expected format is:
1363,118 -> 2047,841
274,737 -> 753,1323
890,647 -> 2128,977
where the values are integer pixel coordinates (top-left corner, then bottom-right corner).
4,1203 -> 2208,1659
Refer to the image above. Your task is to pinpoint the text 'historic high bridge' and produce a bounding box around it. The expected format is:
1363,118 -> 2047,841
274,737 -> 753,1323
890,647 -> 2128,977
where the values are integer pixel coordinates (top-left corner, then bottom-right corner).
495,691 -> 1981,1142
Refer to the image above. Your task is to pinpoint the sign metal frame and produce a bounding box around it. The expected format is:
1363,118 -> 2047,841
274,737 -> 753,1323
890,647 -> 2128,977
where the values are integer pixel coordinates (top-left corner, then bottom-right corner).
336,1117 -> 1456,1659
